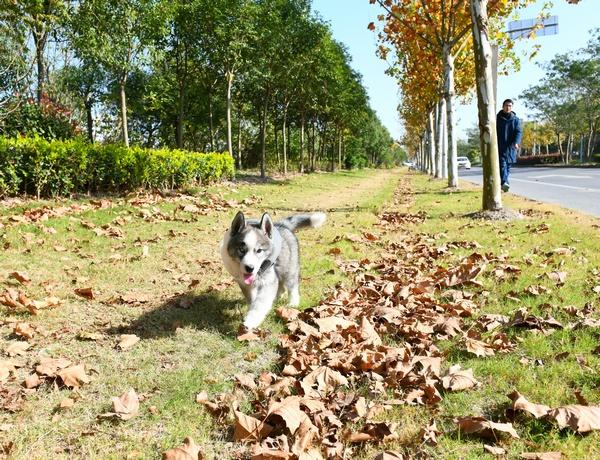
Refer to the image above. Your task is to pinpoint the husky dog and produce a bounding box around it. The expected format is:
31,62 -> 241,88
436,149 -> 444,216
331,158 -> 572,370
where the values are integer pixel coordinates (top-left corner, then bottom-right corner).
220,211 -> 326,329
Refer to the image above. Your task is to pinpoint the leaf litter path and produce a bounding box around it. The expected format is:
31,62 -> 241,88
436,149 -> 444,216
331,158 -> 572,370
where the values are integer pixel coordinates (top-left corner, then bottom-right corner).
171,176 -> 600,459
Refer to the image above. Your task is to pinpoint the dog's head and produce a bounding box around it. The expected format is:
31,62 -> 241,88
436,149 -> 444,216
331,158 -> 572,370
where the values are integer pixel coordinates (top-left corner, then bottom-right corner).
224,211 -> 275,285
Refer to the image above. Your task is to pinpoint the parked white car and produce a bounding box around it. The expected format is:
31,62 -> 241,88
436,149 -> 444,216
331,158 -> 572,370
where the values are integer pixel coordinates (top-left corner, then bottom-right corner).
457,156 -> 471,169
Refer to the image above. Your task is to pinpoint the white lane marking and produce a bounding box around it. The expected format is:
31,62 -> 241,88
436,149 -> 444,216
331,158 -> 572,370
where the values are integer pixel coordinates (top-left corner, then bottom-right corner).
511,177 -> 600,192
528,174 -> 593,179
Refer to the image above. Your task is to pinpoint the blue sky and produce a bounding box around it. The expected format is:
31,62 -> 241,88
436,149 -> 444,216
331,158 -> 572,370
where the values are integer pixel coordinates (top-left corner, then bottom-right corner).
312,0 -> 598,141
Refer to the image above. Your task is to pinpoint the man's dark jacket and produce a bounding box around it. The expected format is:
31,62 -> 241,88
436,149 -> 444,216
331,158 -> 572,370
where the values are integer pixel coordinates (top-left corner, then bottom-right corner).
496,110 -> 523,163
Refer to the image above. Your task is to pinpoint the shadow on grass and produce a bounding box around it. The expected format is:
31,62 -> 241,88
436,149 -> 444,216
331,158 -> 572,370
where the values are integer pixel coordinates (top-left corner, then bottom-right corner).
105,291 -> 245,339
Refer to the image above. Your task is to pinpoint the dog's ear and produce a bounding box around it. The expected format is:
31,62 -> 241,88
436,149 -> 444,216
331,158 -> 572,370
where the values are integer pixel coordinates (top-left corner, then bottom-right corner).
260,213 -> 274,239
230,211 -> 245,235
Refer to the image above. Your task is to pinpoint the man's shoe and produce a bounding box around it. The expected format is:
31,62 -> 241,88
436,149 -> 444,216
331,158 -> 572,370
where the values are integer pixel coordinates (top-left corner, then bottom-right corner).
501,183 -> 510,192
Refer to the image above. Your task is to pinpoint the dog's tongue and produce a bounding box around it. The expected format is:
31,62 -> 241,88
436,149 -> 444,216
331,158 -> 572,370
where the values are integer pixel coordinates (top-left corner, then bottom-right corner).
243,273 -> 255,285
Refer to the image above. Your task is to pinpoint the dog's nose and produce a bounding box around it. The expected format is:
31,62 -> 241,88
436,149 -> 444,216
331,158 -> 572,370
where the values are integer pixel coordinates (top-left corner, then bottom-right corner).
244,264 -> 254,273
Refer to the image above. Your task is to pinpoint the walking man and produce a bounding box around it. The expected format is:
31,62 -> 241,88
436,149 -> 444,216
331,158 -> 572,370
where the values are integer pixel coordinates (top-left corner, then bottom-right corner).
496,99 -> 522,192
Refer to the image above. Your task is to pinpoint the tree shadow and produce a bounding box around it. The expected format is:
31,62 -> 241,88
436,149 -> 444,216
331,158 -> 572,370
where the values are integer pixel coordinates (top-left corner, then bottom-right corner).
104,290 -> 246,339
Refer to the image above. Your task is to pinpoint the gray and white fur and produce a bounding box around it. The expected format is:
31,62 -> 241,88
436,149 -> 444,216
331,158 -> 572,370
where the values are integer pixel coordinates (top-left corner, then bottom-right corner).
220,211 -> 326,329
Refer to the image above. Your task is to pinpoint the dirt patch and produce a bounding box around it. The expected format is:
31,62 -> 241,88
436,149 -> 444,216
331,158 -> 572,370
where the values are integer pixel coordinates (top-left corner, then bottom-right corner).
465,208 -> 524,221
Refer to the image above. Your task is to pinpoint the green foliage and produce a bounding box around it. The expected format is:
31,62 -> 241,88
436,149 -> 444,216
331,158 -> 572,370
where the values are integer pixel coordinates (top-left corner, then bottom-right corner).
1,96 -> 79,140
0,136 -> 233,198
458,126 -> 482,165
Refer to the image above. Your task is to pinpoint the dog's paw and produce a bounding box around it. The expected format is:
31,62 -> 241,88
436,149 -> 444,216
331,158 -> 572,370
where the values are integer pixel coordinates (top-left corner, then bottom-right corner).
243,312 -> 264,330
288,289 -> 300,307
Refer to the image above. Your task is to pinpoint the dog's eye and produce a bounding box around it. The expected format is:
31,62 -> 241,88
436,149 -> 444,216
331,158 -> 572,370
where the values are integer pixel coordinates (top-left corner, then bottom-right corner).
256,248 -> 263,254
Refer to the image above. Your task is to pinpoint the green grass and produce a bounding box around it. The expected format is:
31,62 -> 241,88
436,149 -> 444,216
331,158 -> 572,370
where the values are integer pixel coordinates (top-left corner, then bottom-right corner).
1,168 -> 599,459
0,169 -> 399,458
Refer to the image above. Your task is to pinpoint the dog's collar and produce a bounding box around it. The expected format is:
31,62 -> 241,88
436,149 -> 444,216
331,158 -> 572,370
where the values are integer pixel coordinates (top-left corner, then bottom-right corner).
258,259 -> 275,275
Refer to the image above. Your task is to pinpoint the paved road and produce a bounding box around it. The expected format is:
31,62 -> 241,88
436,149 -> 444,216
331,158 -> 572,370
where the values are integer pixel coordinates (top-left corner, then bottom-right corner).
459,166 -> 600,217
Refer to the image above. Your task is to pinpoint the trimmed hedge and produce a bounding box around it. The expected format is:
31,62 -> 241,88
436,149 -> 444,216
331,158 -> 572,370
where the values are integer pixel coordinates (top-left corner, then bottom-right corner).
0,136 -> 234,198
516,153 -> 561,166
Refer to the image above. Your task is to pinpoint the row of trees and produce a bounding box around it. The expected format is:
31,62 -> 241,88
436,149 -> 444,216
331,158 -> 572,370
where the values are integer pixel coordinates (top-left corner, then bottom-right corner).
370,0 -> 584,211
0,0 -> 404,177
370,0 -> 538,210
520,31 -> 599,163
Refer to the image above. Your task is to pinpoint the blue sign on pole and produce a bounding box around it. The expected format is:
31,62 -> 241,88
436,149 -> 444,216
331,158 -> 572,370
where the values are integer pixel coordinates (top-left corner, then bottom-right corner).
508,16 -> 559,40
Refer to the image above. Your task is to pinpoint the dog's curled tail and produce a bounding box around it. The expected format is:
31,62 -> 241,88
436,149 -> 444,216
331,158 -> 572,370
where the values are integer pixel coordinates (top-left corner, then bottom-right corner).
280,212 -> 326,232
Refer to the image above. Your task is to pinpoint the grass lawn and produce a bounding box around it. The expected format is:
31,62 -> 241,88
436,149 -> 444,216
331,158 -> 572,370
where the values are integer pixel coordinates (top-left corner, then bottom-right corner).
0,168 -> 598,459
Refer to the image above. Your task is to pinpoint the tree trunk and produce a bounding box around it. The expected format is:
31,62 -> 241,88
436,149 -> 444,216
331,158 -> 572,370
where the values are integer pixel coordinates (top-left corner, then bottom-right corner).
428,109 -> 435,176
300,112 -> 305,173
32,27 -> 48,104
470,0 -> 502,210
85,96 -> 94,143
208,90 -> 215,151
311,121 -> 316,171
442,99 -> 448,179
338,131 -> 342,170
119,78 -> 129,147
282,102 -> 289,175
557,132 -> 563,161
237,105 -> 243,169
444,44 -> 458,188
176,81 -> 185,148
226,70 -> 234,156
436,99 -> 444,178
275,125 -> 280,171
586,121 -> 593,160
260,97 -> 268,179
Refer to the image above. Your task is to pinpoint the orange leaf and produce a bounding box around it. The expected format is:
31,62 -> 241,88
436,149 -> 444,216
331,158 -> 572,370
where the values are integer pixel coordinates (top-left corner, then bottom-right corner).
162,437 -> 204,460
102,388 -> 140,420
117,334 -> 140,350
9,272 -> 30,284
57,364 -> 91,388
233,411 -> 273,442
75,287 -> 94,300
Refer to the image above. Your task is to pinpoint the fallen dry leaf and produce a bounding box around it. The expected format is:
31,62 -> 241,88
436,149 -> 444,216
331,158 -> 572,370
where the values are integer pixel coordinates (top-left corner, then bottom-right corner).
118,334 -> 140,350
234,410 -> 273,441
0,361 -> 16,381
546,405 -> 600,433
9,272 -> 30,284
35,357 -> 72,377
13,322 -> 35,340
373,452 -> 404,460
455,416 -> 519,439
57,364 -> 91,388
464,338 -> 495,357
162,436 -> 204,460
5,342 -> 30,357
300,367 -> 349,398
441,365 -> 479,391
74,287 -> 95,300
520,453 -> 562,460
24,373 -> 41,389
276,307 -> 300,322
101,388 -> 140,421
313,316 -> 355,333
484,444 -> 506,456
507,391 -> 550,418
267,396 -> 307,435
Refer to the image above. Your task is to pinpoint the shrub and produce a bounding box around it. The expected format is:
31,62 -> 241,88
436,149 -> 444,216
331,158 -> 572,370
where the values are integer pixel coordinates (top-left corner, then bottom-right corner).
0,136 -> 234,198
516,153 -> 561,166
1,95 -> 79,140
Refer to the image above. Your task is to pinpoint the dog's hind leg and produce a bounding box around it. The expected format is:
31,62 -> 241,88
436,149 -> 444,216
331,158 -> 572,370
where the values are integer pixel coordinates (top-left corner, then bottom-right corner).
244,281 -> 278,329
285,276 -> 300,307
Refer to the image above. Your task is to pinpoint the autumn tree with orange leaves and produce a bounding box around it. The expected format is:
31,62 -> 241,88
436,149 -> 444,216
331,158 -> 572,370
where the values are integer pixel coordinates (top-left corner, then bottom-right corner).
371,0 -> 549,211
370,0 -> 477,189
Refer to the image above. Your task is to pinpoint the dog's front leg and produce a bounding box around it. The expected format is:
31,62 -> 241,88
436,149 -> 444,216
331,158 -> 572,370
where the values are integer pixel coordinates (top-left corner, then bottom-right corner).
243,280 -> 278,329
